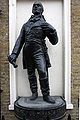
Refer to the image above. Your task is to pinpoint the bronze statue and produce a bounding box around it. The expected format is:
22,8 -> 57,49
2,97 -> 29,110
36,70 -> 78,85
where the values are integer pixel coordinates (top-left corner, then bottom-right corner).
8,2 -> 58,103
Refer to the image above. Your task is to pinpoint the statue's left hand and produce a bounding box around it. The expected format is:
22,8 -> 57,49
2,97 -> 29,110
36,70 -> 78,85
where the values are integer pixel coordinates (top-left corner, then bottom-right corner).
8,54 -> 18,68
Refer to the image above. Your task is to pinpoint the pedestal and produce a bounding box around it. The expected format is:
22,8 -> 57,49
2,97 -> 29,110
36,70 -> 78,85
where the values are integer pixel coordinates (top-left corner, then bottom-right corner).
14,96 -> 66,120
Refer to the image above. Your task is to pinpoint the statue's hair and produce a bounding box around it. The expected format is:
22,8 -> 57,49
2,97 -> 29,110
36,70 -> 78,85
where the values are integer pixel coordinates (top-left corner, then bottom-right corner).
32,1 -> 44,14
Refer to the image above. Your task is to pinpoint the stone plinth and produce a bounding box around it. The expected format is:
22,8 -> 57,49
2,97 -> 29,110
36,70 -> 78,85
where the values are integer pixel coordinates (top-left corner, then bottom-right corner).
14,96 -> 66,120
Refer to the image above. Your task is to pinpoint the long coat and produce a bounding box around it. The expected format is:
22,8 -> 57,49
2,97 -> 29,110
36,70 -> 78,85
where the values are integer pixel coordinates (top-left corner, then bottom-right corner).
11,15 -> 58,69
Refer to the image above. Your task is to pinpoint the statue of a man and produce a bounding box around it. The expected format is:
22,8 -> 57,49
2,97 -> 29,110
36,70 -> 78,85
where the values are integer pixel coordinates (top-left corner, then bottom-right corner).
8,2 -> 58,103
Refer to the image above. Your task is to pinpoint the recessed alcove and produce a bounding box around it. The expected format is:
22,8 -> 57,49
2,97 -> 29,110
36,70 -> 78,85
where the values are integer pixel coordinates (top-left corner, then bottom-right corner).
9,0 -> 73,110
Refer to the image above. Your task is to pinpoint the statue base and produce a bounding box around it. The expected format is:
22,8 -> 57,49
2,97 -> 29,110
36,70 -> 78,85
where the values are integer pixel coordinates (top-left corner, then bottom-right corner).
14,96 -> 66,120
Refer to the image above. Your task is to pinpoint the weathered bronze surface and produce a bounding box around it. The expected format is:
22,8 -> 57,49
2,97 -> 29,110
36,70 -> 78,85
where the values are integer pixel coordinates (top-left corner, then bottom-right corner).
8,2 -> 58,103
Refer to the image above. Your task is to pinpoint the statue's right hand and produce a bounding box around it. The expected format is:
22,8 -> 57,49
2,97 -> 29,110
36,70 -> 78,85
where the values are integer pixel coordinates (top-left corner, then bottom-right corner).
8,54 -> 18,68
8,54 -> 16,63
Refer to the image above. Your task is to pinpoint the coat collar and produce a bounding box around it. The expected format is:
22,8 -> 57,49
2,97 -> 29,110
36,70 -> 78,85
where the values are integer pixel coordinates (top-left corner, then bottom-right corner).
28,14 -> 45,22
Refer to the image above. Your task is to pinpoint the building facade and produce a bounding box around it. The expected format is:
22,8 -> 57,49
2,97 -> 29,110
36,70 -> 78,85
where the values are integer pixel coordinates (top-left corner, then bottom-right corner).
0,0 -> 80,120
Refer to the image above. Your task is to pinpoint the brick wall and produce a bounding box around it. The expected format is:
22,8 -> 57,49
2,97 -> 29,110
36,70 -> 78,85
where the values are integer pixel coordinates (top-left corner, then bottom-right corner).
70,0 -> 80,119
0,0 -> 17,120
0,0 -> 80,120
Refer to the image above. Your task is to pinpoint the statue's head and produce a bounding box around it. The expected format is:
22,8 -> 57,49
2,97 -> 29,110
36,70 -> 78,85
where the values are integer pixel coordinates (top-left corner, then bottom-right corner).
32,1 -> 44,15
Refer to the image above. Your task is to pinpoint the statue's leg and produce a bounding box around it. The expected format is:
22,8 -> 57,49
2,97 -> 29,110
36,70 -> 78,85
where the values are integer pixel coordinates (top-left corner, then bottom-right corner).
34,53 -> 55,103
27,67 -> 38,100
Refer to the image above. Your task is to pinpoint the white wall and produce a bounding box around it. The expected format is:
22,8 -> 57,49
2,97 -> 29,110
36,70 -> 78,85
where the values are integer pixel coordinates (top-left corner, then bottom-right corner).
16,0 -> 63,97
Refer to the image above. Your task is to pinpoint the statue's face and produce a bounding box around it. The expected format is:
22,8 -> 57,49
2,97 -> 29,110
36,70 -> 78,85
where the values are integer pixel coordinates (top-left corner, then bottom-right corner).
32,2 -> 44,15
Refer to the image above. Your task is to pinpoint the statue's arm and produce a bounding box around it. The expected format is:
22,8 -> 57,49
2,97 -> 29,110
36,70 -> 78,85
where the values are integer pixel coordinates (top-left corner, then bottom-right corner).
42,23 -> 58,45
8,25 -> 25,68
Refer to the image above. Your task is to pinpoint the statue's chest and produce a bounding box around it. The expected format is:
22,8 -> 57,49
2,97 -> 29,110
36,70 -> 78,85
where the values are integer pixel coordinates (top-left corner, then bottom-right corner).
25,21 -> 43,36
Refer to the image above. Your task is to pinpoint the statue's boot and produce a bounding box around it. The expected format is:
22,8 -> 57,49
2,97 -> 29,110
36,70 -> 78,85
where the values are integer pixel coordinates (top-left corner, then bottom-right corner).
39,78 -> 55,104
43,95 -> 55,104
30,92 -> 38,100
29,77 -> 38,100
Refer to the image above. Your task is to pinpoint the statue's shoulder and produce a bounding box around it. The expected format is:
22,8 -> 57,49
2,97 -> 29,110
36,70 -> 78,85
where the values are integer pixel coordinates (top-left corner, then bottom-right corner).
22,21 -> 29,29
41,21 -> 49,28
